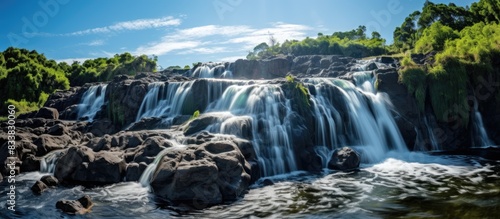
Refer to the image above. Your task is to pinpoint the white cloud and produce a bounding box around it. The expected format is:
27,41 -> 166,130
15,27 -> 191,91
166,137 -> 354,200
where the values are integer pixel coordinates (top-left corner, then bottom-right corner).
219,56 -> 246,62
134,40 -> 200,56
86,39 -> 105,46
133,23 -> 314,56
177,47 -> 228,55
59,16 -> 181,36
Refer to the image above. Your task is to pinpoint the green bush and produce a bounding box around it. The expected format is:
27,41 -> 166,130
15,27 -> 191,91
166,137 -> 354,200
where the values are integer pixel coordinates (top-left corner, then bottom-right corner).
399,66 -> 427,111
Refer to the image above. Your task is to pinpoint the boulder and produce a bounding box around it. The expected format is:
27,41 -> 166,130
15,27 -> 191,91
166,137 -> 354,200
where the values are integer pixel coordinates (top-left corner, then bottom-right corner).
31,180 -> 48,195
328,147 -> 360,171
54,146 -> 126,184
150,141 -> 252,208
125,162 -> 147,181
41,175 -> 59,187
20,154 -> 40,172
47,123 -> 67,136
56,195 -> 93,215
35,107 -> 59,120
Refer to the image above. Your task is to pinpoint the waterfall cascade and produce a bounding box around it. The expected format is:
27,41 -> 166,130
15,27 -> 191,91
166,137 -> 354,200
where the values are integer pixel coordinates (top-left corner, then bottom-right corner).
77,84 -> 107,121
191,63 -> 233,78
40,150 -> 64,173
134,60 -> 409,176
472,97 -> 493,147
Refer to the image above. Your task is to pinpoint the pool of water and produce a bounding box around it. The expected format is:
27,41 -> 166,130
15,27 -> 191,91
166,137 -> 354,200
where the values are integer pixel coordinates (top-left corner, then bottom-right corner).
1,152 -> 499,219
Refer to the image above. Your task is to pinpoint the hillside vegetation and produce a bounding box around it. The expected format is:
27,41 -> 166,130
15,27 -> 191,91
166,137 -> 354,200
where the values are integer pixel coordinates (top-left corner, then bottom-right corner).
0,47 -> 156,116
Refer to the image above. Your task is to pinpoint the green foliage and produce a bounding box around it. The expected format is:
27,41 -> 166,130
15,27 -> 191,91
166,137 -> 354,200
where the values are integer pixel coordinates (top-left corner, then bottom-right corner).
0,47 -> 157,116
428,57 -> 469,126
5,99 -> 39,116
415,22 -> 459,54
248,26 -> 387,59
191,110 -> 200,120
68,53 -> 157,86
285,75 -> 310,108
0,47 -> 70,115
399,66 -> 427,111
184,65 -> 191,70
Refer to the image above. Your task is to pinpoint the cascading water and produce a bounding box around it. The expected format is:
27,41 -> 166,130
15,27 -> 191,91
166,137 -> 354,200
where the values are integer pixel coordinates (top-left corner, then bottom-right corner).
40,150 -> 64,173
472,97 -> 493,147
207,84 -> 298,176
139,140 -> 185,187
77,84 -> 107,121
304,71 -> 407,164
135,81 -> 194,122
423,115 -> 441,151
191,63 -> 233,78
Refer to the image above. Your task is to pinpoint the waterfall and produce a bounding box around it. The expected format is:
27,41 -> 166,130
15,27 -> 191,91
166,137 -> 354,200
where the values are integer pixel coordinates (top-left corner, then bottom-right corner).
139,141 -> 185,187
192,63 -> 232,78
207,84 -> 298,176
40,150 -> 64,173
423,115 -> 441,151
472,98 -> 493,147
77,84 -> 107,121
135,81 -> 194,121
134,72 -> 408,176
305,76 -> 407,164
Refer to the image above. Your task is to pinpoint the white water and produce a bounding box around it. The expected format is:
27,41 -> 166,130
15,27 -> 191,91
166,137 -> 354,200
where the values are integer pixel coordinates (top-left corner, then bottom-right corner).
40,150 -> 64,173
135,81 -> 194,121
472,98 -> 493,147
305,74 -> 407,164
191,63 -> 233,78
207,84 -> 298,176
139,140 -> 185,187
423,115 -> 441,151
77,84 -> 107,121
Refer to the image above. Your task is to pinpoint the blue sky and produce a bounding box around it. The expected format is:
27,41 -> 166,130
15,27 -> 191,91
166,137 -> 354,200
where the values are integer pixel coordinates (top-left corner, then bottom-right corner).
0,0 -> 477,68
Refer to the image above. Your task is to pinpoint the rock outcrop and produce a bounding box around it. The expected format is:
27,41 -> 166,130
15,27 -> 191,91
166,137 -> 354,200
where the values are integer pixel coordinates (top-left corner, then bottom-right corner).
328,147 -> 360,171
150,140 -> 251,208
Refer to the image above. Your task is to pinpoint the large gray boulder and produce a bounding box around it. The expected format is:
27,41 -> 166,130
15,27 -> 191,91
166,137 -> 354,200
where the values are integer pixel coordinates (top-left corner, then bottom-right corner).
54,146 -> 127,184
150,140 -> 252,209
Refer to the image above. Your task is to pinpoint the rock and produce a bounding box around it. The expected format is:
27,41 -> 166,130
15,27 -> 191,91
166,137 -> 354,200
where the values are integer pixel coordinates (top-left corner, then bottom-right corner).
365,62 -> 378,70
262,179 -> 274,186
31,181 -> 48,195
59,104 -> 80,120
86,118 -> 116,137
133,136 -> 171,164
54,146 -> 126,185
56,195 -> 93,215
328,147 -> 360,171
47,123 -> 67,136
20,154 -> 40,172
106,78 -> 150,129
376,56 -> 395,64
125,162 -> 146,181
44,87 -> 86,113
41,175 -> 59,187
35,107 -> 59,120
150,141 -> 252,208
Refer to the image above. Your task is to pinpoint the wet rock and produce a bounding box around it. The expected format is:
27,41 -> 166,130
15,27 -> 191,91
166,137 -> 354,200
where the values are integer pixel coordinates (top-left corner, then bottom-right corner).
41,175 -> 59,187
328,147 -> 360,171
35,107 -> 59,120
54,146 -> 126,184
20,154 -> 40,172
150,140 -> 252,208
31,181 -> 48,195
56,195 -> 93,215
125,162 -> 147,181
47,123 -> 67,136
